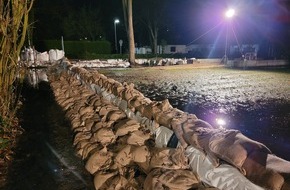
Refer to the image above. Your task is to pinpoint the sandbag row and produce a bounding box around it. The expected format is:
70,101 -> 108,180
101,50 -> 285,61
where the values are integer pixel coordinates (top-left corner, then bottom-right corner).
52,62 -> 290,190
48,70 -> 202,190
65,63 -> 290,190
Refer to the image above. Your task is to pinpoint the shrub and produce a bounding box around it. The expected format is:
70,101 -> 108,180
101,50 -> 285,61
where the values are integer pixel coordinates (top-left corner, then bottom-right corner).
41,40 -> 111,59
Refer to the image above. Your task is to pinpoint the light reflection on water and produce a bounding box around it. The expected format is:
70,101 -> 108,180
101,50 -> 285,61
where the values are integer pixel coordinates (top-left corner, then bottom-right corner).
26,68 -> 49,87
136,83 -> 290,160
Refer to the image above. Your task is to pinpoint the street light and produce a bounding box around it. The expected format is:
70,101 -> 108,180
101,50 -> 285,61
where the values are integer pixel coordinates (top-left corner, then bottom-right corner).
223,8 -> 235,64
225,9 -> 235,19
114,19 -> 120,53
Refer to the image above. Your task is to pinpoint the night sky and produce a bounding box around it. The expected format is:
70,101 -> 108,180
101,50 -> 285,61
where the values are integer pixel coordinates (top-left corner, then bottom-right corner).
32,0 -> 290,51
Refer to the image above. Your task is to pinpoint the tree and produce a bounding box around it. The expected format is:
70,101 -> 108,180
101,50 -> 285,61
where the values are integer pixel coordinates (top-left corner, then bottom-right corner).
135,0 -> 167,55
63,6 -> 104,41
0,0 -> 34,159
122,0 -> 136,65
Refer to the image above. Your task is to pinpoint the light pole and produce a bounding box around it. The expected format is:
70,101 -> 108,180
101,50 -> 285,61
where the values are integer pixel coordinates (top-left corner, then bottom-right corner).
114,19 -> 120,53
224,9 -> 235,64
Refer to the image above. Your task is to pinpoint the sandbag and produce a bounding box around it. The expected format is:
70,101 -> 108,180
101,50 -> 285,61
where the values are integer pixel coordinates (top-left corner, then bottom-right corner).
93,171 -> 118,190
243,150 -> 286,190
150,147 -> 189,170
186,146 -> 265,190
144,168 -> 200,190
209,130 -> 271,174
85,147 -> 113,174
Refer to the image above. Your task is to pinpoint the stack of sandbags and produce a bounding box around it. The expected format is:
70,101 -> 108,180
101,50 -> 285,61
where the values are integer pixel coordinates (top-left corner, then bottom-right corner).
175,118 -> 290,190
51,62 -> 290,190
48,67 -> 202,189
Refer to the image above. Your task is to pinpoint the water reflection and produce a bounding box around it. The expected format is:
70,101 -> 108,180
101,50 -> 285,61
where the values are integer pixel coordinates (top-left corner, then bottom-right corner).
133,84 -> 290,160
26,69 -> 48,87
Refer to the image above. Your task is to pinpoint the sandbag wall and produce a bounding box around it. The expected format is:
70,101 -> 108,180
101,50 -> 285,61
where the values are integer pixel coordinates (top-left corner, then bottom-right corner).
48,61 -> 290,190
48,65 -> 202,189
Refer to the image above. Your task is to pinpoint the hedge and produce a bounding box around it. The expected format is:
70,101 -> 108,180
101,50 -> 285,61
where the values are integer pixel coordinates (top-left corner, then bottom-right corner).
41,40 -> 111,59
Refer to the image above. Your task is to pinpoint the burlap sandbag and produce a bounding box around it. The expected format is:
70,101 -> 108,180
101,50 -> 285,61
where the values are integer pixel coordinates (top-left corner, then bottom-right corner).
111,81 -> 123,97
267,154 -> 290,188
101,174 -> 139,190
104,109 -> 126,122
91,128 -> 116,145
78,106 -> 94,117
128,96 -> 148,110
144,168 -> 200,190
63,101 -> 75,111
154,110 -> 174,127
114,145 -> 134,167
75,139 -> 90,157
81,142 -> 102,160
91,120 -> 114,132
82,118 -> 96,131
93,171 -> 118,190
126,130 -> 151,146
137,103 -> 154,120
87,94 -> 101,106
150,147 -> 189,170
59,97 -> 75,107
71,117 -> 82,130
73,131 -> 92,146
79,90 -> 93,99
209,130 -> 271,174
104,78 -> 116,93
156,99 -> 173,111
171,116 -> 189,148
85,147 -> 113,174
182,120 -> 219,167
99,105 -> 119,118
131,145 -> 150,163
242,150 -> 285,190
115,119 -> 141,137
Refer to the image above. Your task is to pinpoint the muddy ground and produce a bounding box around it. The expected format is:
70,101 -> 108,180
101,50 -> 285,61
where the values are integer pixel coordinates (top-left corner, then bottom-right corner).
98,64 -> 290,160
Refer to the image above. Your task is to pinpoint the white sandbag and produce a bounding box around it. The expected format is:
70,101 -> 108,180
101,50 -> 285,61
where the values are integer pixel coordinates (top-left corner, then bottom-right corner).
185,146 -> 265,190
154,126 -> 265,190
55,49 -> 65,60
36,51 -> 49,62
28,47 -> 35,62
49,49 -> 57,62
49,49 -> 64,62
154,126 -> 174,148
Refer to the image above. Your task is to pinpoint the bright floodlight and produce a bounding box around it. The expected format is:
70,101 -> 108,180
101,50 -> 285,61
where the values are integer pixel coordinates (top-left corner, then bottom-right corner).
216,118 -> 226,128
114,19 -> 120,24
225,9 -> 235,18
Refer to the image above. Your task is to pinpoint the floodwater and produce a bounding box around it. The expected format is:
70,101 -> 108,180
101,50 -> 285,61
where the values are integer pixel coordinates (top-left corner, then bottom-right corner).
2,77 -> 94,190
99,65 -> 290,160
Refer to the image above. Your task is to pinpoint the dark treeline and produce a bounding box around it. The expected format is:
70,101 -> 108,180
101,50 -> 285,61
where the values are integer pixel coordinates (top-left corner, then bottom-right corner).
31,0 -> 290,59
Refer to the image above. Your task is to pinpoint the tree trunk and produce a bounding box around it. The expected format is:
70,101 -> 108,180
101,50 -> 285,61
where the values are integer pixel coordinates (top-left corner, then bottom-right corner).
148,22 -> 158,55
127,0 -> 135,65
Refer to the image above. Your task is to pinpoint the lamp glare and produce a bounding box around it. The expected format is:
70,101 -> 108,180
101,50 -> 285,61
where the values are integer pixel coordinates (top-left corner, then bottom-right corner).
225,9 -> 235,18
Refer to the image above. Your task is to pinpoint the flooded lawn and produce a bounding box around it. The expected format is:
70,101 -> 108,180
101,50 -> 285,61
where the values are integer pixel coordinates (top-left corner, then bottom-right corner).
99,65 -> 290,160
2,81 -> 94,190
